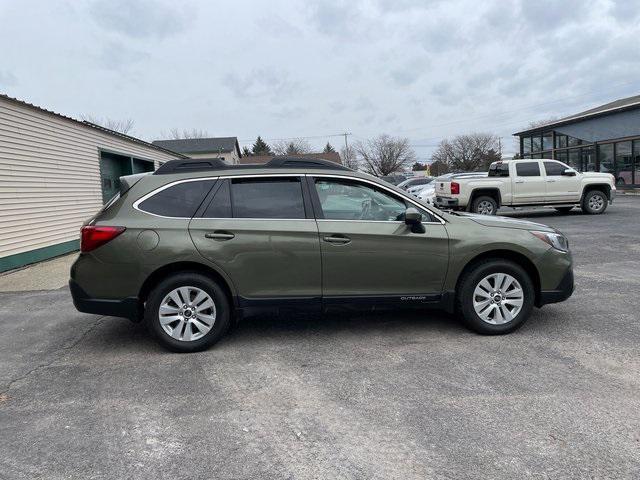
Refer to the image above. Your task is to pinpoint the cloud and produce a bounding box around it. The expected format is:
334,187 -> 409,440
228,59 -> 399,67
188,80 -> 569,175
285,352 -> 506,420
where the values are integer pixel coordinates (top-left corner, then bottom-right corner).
97,41 -> 150,70
89,0 -> 193,39
222,68 -> 301,102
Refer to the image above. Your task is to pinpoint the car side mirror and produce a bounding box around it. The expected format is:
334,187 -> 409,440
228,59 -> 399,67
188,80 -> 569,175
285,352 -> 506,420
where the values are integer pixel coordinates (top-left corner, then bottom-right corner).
562,168 -> 577,176
404,207 -> 425,233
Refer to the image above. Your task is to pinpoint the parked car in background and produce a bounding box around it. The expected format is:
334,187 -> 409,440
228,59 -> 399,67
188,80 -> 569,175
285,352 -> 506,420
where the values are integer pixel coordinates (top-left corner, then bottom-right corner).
70,157 -> 574,352
398,176 -> 433,190
412,182 -> 437,205
380,174 -> 408,185
435,159 -> 616,215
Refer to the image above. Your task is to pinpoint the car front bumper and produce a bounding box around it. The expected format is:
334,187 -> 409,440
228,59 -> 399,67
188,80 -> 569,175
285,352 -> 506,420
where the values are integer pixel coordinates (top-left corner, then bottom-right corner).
537,268 -> 574,307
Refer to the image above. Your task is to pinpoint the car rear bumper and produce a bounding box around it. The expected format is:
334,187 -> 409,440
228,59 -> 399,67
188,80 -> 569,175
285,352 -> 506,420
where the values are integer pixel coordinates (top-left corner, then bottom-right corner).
69,279 -> 142,321
435,196 -> 459,208
537,268 -> 574,307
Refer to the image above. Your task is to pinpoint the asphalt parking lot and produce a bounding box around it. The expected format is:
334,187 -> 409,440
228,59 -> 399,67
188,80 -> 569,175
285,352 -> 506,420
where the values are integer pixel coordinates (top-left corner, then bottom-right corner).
1,196 -> 639,480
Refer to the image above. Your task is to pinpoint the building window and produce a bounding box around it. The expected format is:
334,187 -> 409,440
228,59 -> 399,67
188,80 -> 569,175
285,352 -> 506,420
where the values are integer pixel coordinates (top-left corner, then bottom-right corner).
615,141 -> 633,186
568,149 -> 581,171
598,143 -> 614,174
556,151 -> 568,163
581,146 -> 595,172
632,140 -> 640,185
542,131 -> 553,151
567,135 -> 582,147
531,135 -> 542,152
522,137 -> 531,154
555,134 -> 567,148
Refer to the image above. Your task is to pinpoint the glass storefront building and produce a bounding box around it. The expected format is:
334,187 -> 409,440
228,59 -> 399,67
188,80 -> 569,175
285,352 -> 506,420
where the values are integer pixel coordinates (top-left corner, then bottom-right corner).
515,95 -> 640,187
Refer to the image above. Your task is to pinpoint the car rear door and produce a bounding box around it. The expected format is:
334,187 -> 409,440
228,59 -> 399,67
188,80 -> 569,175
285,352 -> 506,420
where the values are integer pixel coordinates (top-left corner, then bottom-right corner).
512,161 -> 546,204
309,175 -> 449,304
189,175 -> 321,307
543,160 -> 581,202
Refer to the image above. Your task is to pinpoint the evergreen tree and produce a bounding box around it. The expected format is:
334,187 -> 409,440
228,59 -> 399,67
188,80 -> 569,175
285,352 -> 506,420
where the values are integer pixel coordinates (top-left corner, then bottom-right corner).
323,142 -> 336,153
251,136 -> 272,155
242,146 -> 252,156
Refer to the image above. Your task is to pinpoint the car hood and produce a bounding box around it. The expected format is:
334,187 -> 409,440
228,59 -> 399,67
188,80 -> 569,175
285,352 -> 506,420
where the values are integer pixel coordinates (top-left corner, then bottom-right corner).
453,212 -> 555,232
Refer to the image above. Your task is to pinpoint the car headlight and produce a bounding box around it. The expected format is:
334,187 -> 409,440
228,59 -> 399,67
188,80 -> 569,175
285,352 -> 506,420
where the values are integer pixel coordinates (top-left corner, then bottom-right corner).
531,231 -> 569,252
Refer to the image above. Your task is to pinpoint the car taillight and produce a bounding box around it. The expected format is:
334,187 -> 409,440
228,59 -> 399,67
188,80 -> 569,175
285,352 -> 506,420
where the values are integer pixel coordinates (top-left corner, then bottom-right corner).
450,182 -> 460,195
80,226 -> 125,252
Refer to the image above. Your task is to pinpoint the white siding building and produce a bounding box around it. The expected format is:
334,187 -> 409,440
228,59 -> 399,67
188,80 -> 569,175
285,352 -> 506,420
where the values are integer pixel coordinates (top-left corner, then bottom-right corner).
152,137 -> 242,164
0,94 -> 184,272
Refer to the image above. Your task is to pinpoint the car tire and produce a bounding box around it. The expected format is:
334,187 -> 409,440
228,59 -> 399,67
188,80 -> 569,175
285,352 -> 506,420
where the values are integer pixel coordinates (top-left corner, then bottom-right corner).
145,272 -> 231,352
471,195 -> 498,215
457,259 -> 534,335
581,190 -> 608,214
554,207 -> 573,214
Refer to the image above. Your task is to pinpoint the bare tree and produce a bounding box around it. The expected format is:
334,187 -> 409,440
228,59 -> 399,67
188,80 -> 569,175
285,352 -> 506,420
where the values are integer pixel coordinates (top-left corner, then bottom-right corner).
431,133 -> 501,172
81,115 -> 135,134
354,134 -> 416,177
340,145 -> 359,170
272,138 -> 312,155
164,128 -> 211,139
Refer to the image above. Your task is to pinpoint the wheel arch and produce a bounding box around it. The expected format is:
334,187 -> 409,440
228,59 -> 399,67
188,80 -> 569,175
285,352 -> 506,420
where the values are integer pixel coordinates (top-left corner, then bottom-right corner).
139,261 -> 236,308
454,249 -> 541,306
468,188 -> 502,211
581,183 -> 611,201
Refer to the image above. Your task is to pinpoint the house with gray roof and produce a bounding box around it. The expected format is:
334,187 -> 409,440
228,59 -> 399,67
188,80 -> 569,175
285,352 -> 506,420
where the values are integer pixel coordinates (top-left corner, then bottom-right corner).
514,94 -> 640,187
152,137 -> 242,164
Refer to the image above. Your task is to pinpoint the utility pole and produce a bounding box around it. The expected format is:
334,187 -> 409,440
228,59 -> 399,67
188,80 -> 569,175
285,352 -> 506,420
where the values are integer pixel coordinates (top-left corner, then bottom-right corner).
342,132 -> 351,151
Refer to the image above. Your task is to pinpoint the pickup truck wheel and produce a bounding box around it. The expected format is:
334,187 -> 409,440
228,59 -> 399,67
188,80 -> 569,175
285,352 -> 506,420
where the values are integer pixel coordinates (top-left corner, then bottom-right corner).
581,190 -> 608,214
554,207 -> 573,214
471,196 -> 498,215
457,259 -> 534,335
145,272 -> 231,352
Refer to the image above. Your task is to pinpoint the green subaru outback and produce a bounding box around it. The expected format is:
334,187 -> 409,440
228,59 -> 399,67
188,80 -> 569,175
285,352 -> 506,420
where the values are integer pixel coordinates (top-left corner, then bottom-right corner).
70,157 -> 574,352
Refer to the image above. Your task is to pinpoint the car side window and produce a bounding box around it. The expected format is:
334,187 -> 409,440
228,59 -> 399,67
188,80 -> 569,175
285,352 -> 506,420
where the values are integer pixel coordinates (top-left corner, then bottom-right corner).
231,177 -> 305,219
544,161 -> 568,176
515,162 -> 541,177
202,180 -> 231,218
314,178 -> 409,221
137,180 -> 216,217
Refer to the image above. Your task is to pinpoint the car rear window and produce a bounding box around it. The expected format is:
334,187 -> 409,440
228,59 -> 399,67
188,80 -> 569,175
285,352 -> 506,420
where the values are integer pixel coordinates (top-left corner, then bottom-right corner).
488,163 -> 509,177
137,180 -> 215,217
202,180 -> 231,218
231,177 -> 305,219
515,162 -> 541,177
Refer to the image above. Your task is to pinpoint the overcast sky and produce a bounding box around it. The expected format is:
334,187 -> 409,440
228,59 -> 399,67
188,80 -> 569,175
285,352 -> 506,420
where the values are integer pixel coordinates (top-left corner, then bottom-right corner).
1,0 -> 639,160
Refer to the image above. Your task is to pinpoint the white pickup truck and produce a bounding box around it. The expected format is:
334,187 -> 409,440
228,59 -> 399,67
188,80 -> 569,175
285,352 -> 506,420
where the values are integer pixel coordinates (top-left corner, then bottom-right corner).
435,159 -> 616,215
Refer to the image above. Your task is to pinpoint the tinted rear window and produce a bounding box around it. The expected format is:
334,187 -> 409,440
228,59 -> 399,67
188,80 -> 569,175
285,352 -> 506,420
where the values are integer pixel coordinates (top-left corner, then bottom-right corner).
138,180 -> 215,217
231,178 -> 305,219
488,163 -> 509,177
203,180 -> 231,218
515,162 -> 541,177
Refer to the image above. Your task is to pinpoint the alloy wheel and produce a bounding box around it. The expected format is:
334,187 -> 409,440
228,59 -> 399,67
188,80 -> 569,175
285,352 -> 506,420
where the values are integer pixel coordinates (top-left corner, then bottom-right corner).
477,200 -> 494,215
158,286 -> 216,341
472,273 -> 524,324
588,194 -> 604,211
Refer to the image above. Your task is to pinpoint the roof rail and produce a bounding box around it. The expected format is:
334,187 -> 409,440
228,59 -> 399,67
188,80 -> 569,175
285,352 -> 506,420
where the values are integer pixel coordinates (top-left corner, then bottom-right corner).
154,158 -> 227,175
153,156 -> 350,175
265,156 -> 351,170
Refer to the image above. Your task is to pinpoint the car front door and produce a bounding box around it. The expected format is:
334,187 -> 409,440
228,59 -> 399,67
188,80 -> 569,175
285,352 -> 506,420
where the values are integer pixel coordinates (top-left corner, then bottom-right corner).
309,175 -> 449,304
543,160 -> 581,202
189,175 -> 321,307
512,161 -> 546,204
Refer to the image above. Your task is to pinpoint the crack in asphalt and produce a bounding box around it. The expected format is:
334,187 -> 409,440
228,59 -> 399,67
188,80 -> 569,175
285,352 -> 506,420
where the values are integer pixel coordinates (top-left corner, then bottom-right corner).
0,315 -> 107,398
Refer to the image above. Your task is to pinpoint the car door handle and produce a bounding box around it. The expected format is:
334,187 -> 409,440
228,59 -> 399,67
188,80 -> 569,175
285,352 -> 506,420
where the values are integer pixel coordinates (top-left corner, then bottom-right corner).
205,231 -> 235,240
323,235 -> 351,244
515,179 -> 525,184
546,179 -> 556,182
